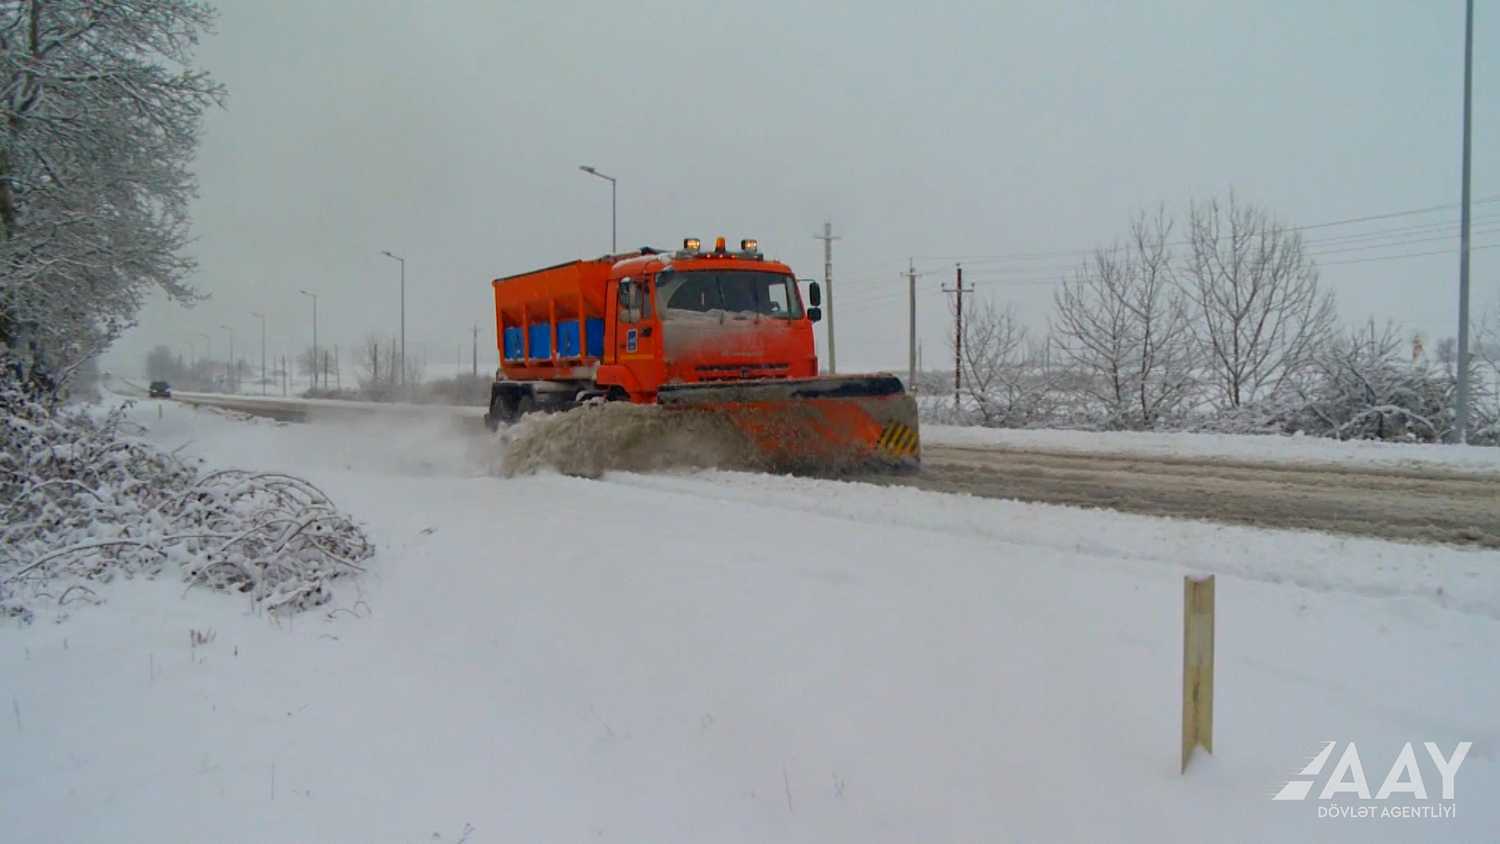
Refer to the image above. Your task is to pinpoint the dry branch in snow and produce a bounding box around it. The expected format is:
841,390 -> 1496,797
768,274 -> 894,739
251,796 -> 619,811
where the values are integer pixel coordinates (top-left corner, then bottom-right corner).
1,372 -> 372,623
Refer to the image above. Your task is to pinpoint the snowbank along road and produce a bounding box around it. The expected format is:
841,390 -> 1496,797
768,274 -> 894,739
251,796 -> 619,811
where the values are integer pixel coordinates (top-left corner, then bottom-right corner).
157,391 -> 1500,548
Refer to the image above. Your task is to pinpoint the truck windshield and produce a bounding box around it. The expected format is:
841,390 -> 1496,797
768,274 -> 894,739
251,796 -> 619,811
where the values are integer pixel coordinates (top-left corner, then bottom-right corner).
656,270 -> 804,320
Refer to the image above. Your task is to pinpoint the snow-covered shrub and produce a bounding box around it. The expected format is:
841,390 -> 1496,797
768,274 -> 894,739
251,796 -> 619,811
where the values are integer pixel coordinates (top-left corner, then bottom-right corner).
0,370 -> 373,623
1289,322 -> 1451,442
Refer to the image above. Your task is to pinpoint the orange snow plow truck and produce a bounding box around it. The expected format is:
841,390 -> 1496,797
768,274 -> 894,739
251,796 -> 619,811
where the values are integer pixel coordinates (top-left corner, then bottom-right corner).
485,236 -> 919,471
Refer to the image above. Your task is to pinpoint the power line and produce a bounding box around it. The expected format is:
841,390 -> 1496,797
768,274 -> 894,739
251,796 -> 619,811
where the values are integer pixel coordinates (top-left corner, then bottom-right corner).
839,236 -> 1500,314
903,217 -> 1500,284
1304,223 -> 1500,258
909,195 -> 1500,269
836,198 -> 1500,314
1320,241 -> 1498,267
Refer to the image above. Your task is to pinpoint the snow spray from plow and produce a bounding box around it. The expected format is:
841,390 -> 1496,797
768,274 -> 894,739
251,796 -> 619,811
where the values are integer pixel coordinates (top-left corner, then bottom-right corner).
498,403 -> 768,478
497,385 -> 920,479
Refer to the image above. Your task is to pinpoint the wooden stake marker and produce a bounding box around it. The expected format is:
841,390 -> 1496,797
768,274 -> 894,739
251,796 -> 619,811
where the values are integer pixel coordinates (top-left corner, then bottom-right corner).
1181,574 -> 1215,773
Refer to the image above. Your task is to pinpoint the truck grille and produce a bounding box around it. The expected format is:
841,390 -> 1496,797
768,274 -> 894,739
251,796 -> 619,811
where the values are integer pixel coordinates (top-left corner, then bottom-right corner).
693,362 -> 790,381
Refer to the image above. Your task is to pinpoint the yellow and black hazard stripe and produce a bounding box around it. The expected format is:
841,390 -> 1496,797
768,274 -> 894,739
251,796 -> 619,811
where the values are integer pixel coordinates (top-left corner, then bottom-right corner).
876,422 -> 920,458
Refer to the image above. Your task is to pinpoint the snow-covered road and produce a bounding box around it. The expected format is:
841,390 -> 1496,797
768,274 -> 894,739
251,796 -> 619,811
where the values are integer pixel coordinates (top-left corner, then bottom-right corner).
160,390 -> 1500,546
4,402 -> 1495,842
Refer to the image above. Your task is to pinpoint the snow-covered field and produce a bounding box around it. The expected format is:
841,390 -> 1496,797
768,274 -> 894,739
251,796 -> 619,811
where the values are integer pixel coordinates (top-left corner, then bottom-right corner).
3,402 -> 1496,842
925,423 -> 1500,474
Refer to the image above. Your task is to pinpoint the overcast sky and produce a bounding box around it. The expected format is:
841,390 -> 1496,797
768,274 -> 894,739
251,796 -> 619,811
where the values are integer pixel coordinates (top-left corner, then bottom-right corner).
110,0 -> 1497,378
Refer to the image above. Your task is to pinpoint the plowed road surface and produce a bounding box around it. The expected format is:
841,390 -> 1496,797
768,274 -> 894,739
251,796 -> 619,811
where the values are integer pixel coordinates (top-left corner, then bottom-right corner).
886,444 -> 1500,548
157,391 -> 1500,547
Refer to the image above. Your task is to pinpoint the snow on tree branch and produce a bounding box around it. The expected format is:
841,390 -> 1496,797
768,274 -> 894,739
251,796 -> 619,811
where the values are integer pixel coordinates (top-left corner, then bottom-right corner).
0,0 -> 225,381
0,366 -> 373,624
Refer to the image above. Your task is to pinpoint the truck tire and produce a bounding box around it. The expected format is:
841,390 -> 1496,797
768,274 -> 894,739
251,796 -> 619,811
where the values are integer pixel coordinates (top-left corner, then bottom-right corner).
486,387 -> 516,430
485,384 -> 536,429
514,394 -> 536,419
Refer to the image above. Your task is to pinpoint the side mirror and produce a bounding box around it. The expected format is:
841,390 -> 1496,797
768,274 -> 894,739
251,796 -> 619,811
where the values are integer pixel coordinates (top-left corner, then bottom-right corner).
807,281 -> 822,307
807,306 -> 822,323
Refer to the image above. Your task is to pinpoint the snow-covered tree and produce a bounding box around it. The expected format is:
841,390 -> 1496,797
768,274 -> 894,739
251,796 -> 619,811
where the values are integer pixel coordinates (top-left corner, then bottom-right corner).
1294,320 -> 1449,441
144,343 -> 183,382
0,0 -> 224,384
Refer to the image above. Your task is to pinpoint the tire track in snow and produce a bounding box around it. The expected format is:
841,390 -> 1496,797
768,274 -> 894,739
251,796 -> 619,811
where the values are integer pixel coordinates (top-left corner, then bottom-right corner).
884,445 -> 1500,549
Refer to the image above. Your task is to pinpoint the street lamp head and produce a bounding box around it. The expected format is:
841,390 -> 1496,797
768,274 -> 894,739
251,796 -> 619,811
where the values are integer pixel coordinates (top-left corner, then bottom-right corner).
578,164 -> 614,183
299,289 -> 315,297
380,249 -> 403,262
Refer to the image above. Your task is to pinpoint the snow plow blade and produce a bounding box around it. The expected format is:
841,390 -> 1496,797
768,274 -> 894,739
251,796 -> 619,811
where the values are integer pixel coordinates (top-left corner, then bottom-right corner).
657,374 -> 919,473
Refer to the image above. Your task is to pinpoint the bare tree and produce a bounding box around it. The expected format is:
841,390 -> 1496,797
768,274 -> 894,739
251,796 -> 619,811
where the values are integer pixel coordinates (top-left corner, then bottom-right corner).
1474,301 -> 1500,372
1052,247 -> 1131,420
1181,194 -> 1335,408
356,334 -> 385,389
1051,210 -> 1194,428
954,299 -> 1044,426
1436,336 -> 1459,373
296,347 -> 320,389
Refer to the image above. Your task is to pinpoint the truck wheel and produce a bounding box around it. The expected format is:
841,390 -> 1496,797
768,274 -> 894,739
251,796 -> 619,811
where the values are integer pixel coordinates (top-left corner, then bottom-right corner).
514,394 -> 536,419
485,391 -> 507,431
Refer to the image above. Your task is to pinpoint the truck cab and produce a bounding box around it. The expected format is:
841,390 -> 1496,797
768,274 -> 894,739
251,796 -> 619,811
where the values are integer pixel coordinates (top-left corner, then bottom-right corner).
598,237 -> 822,402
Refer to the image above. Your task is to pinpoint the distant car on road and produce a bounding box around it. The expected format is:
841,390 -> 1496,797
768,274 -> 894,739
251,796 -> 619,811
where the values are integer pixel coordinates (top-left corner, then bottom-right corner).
148,381 -> 172,398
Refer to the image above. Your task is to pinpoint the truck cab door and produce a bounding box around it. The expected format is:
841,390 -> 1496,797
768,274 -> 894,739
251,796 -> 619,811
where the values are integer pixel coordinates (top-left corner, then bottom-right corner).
611,276 -> 662,389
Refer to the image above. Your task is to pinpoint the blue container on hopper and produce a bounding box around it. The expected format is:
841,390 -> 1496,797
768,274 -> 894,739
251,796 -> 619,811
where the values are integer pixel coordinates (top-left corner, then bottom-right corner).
502,326 -> 524,360
527,323 -> 551,359
557,321 -> 581,357
585,318 -> 604,356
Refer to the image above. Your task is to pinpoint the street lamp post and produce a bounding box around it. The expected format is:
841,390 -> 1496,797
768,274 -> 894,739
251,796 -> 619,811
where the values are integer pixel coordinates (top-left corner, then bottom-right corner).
299,289 -> 318,391
251,311 -> 267,396
1455,0 -> 1475,442
578,165 -> 617,253
380,251 -> 406,388
219,324 -> 236,393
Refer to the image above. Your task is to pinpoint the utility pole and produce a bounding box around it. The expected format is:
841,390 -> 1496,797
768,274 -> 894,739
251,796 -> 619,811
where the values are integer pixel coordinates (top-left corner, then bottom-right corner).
813,220 -> 840,373
941,264 -> 968,411
907,259 -> 918,393
300,289 -> 318,391
1455,0 -> 1475,443
251,312 -> 266,395
472,323 -> 479,377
